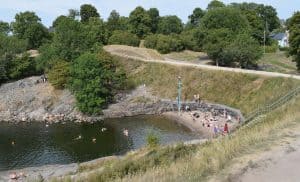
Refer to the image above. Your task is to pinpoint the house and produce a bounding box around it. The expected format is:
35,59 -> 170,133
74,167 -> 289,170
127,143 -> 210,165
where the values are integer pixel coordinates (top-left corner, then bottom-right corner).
270,31 -> 289,47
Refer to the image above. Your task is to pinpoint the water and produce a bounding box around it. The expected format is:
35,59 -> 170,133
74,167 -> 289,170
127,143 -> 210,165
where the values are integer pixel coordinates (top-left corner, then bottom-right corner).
0,115 -> 201,171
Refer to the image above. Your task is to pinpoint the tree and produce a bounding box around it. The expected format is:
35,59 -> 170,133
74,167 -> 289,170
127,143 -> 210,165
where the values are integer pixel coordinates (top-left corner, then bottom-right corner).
148,8 -> 160,33
203,28 -> 233,66
7,53 -> 37,80
207,0 -> 225,10
180,29 -> 203,51
223,33 -> 263,68
0,21 -> 10,35
107,10 -> 121,32
128,6 -> 152,38
47,60 -> 70,89
0,34 -> 28,83
85,17 -> 108,45
201,7 -> 250,34
108,30 -> 140,47
145,34 -> 184,54
68,9 -> 80,19
11,11 -> 49,49
288,11 -> 300,71
69,52 -> 126,114
157,16 -> 183,35
188,8 -> 205,27
80,4 -> 100,23
257,5 -> 280,32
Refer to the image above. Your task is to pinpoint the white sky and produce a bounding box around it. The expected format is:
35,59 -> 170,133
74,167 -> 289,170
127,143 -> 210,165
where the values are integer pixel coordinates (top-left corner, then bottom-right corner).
0,0 -> 299,27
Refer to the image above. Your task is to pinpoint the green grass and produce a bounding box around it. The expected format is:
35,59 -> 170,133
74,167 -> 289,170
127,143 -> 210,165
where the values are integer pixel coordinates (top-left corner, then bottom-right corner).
163,50 -> 211,64
258,52 -> 297,74
119,57 -> 300,115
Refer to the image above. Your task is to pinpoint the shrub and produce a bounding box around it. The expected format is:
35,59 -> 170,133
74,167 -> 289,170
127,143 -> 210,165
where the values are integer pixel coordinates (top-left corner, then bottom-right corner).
8,53 -> 38,80
146,131 -> 160,147
47,60 -> 70,89
180,29 -> 203,51
108,30 -> 140,47
69,51 -> 126,114
144,34 -> 158,49
265,40 -> 278,53
144,34 -> 184,54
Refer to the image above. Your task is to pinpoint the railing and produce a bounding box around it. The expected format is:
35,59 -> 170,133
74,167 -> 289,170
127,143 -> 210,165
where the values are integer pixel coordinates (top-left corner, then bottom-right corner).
244,86 -> 300,124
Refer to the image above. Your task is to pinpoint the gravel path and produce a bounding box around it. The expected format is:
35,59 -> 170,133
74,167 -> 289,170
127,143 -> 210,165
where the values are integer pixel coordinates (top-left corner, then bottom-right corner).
104,46 -> 300,80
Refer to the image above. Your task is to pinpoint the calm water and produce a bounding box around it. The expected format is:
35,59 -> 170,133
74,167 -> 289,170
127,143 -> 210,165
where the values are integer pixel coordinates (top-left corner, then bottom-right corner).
0,115 -> 201,171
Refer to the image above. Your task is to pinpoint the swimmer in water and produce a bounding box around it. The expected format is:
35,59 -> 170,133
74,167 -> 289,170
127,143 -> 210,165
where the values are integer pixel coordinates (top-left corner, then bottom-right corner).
123,129 -> 129,137
92,138 -> 96,143
74,135 -> 82,140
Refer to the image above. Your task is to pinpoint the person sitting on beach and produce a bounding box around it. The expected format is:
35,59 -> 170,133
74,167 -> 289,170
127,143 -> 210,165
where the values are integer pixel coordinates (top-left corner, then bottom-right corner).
213,125 -> 219,137
223,123 -> 229,135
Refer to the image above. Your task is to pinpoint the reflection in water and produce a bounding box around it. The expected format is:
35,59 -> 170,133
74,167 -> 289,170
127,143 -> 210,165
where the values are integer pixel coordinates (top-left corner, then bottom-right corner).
0,115 -> 201,171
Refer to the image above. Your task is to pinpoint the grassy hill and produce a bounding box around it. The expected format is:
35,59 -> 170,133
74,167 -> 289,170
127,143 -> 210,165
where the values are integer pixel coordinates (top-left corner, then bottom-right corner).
118,57 -> 300,115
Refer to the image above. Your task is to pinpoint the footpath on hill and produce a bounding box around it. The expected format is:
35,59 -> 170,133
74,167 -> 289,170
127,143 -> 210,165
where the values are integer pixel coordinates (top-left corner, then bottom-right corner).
104,45 -> 300,80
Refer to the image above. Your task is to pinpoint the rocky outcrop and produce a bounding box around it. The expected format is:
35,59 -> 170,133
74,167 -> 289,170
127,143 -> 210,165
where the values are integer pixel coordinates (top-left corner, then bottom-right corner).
0,77 -> 244,123
0,76 -> 101,123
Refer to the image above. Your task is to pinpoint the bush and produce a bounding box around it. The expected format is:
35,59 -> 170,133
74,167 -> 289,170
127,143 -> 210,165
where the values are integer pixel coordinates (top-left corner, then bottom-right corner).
265,40 -> 278,53
180,29 -> 203,51
146,131 -> 160,147
144,34 -> 184,54
69,51 -> 126,114
144,34 -> 158,49
47,60 -> 70,89
8,53 -> 38,80
108,30 -> 140,47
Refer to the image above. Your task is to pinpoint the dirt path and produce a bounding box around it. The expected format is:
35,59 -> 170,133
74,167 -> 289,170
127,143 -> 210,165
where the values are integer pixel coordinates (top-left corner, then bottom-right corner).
104,46 -> 300,80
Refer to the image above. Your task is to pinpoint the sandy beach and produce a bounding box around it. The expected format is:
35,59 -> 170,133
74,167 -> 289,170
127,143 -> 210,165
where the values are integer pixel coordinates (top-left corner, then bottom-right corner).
163,110 -> 239,138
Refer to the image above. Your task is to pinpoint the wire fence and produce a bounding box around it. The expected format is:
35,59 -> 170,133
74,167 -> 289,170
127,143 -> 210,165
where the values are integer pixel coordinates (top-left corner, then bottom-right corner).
244,86 -> 300,124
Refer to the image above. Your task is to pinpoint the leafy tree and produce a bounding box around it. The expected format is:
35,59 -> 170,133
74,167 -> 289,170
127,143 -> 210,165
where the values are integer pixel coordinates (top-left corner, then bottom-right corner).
11,11 -> 49,49
157,16 -> 183,35
144,34 -> 159,49
107,10 -> 121,32
80,4 -> 100,23
203,28 -> 233,66
85,17 -> 108,45
7,53 -> 37,80
128,6 -> 152,38
47,60 -> 70,89
201,7 -> 250,34
69,52 -> 126,114
68,9 -> 80,19
222,33 -> 263,68
188,8 -> 205,27
0,21 -> 10,35
207,0 -> 225,10
257,5 -> 280,32
180,29 -> 203,51
0,34 -> 28,83
287,11 -> 300,71
108,30 -> 140,47
147,8 -> 160,33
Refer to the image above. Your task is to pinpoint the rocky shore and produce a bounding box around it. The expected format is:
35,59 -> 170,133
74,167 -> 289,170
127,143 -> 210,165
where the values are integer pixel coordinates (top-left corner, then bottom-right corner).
0,76 -> 244,124
0,76 -> 101,123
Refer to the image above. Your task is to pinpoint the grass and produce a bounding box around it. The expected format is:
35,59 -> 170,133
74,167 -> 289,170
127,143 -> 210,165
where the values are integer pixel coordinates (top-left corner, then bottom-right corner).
163,50 -> 212,64
118,57 -> 300,115
258,51 -> 298,74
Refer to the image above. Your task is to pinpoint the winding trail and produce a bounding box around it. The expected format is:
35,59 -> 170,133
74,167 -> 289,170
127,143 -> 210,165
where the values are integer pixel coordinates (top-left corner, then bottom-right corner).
104,45 -> 300,80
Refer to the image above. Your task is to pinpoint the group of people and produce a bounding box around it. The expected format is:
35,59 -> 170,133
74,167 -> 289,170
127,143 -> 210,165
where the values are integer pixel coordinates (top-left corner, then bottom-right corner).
73,128 -> 129,143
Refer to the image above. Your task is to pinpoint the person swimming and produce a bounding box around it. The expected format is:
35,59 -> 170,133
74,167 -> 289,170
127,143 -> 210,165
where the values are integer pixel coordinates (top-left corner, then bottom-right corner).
74,135 -> 82,140
123,129 -> 129,137
92,138 -> 96,143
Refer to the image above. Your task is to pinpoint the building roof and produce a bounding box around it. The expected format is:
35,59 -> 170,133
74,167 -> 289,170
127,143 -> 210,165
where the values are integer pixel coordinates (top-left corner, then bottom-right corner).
271,33 -> 286,40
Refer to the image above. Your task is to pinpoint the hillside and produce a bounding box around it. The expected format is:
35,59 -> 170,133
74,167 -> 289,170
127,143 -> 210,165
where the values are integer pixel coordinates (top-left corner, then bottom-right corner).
105,46 -> 300,115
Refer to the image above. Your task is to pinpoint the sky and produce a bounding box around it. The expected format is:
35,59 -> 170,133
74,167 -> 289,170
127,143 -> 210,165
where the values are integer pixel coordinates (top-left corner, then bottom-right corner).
0,0 -> 299,27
